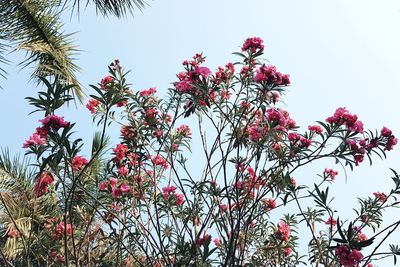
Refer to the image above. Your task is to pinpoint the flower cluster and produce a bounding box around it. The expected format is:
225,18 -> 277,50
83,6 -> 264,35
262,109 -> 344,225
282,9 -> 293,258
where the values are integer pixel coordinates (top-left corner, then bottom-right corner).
324,168 -> 339,180
71,155 -> 88,172
162,186 -> 184,206
33,171 -> 54,197
241,37 -> 265,53
335,245 -> 363,267
23,115 -> 69,148
254,64 -> 290,86
326,107 -> 363,133
275,221 -> 291,242
99,177 -> 131,198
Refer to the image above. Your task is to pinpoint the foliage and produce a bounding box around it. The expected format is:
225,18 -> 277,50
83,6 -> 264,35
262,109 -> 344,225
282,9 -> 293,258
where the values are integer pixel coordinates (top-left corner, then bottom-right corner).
0,38 -> 399,267
0,0 -> 147,98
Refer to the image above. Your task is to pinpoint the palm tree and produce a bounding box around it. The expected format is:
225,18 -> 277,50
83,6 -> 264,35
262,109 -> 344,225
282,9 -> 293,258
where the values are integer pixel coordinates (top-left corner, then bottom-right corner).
0,0 -> 146,99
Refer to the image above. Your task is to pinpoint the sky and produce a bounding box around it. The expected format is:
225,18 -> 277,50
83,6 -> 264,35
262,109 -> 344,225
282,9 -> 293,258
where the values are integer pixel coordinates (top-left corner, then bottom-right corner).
1,0 -> 400,265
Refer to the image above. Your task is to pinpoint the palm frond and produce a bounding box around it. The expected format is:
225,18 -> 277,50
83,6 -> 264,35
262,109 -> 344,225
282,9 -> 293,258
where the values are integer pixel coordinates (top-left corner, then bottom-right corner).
0,40 -> 9,81
0,0 -> 83,99
0,148 -> 34,193
72,0 -> 147,17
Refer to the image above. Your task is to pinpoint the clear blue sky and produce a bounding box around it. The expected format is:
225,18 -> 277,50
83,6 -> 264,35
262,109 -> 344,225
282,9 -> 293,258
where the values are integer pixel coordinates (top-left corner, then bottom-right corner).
1,0 -> 399,265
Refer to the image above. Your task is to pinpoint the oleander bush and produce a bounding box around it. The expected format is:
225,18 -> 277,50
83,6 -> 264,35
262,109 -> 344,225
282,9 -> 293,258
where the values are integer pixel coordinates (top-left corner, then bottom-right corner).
1,37 -> 399,267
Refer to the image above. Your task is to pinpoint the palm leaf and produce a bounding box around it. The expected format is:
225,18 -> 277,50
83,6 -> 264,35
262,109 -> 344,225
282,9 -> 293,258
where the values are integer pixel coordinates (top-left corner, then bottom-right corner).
0,148 -> 33,193
71,0 -> 147,17
0,39 -> 8,81
0,0 -> 83,99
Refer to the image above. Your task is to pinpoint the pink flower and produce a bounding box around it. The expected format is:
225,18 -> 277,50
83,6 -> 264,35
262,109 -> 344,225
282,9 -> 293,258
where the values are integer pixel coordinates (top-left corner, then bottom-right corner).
326,107 -> 364,133
356,232 -> 368,242
113,144 -> 128,161
196,234 -> 211,246
373,192 -> 387,202
177,125 -> 191,137
86,99 -> 101,114
325,217 -> 337,226
100,75 -> 113,90
55,222 -> 72,236
111,187 -> 123,198
175,193 -> 184,206
335,245 -> 363,267
162,186 -> 177,200
23,132 -> 46,148
7,229 -> 20,238
213,238 -> 222,247
40,115 -> 69,130
283,247 -> 292,256
116,100 -> 128,107
140,87 -> 157,97
34,172 -> 54,197
120,183 -> 131,193
324,168 -> 338,180
275,221 -> 291,241
153,129 -> 163,138
385,136 -> 398,151
381,126 -> 392,137
263,198 -> 277,211
242,37 -> 264,53
118,166 -> 129,177
72,156 -> 88,172
152,155 -> 169,170
56,255 -> 65,263
120,125 -> 136,140
214,63 -> 235,84
308,125 -> 323,134
99,180 -> 108,191
109,177 -> 118,189
196,66 -> 211,78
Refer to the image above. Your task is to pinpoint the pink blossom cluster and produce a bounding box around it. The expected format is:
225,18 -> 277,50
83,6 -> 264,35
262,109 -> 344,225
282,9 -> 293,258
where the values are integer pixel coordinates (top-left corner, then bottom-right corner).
120,125 -> 136,140
99,177 -> 131,198
40,115 -> 69,130
139,87 -> 157,97
266,108 -> 296,130
176,124 -> 191,137
152,155 -> 169,170
326,107 -> 364,133
380,126 -> 398,151
335,245 -> 363,267
7,229 -> 20,238
262,198 -> 277,212
346,139 -> 367,166
247,122 -> 269,142
324,168 -> 339,180
241,37 -> 265,53
113,143 -> 129,162
100,75 -> 114,90
23,115 -> 69,148
254,64 -> 290,86
213,62 -> 235,84
373,191 -> 387,202
33,171 -> 54,197
275,221 -> 291,242
71,155 -> 89,172
55,222 -> 73,237
232,167 -> 267,201
23,131 -> 46,148
86,98 -> 101,114
144,108 -> 159,126
162,186 -> 184,206
325,217 -> 337,226
308,125 -> 324,134
287,132 -> 312,148
196,233 -> 211,246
